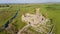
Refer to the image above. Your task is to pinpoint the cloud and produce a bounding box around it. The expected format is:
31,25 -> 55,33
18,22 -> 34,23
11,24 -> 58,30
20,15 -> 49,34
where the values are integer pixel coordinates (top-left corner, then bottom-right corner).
0,0 -> 60,3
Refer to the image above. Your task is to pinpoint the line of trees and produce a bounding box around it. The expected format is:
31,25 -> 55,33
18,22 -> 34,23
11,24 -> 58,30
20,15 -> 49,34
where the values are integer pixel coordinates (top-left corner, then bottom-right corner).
0,4 -> 9,7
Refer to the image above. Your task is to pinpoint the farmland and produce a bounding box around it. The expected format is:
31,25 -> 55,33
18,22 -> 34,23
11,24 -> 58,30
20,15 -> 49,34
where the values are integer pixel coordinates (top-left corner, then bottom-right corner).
0,3 -> 60,34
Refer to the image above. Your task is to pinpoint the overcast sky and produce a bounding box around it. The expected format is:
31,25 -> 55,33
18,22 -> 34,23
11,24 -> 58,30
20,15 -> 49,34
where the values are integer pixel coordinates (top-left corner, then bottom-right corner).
0,0 -> 60,3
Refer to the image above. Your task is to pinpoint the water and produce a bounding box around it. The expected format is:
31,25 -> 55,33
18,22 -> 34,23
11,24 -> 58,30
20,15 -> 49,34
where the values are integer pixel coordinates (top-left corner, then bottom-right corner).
5,11 -> 18,28
0,10 -> 19,32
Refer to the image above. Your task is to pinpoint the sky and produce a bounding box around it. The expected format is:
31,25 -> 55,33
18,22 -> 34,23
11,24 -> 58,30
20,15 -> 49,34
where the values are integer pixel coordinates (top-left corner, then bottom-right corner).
0,0 -> 60,3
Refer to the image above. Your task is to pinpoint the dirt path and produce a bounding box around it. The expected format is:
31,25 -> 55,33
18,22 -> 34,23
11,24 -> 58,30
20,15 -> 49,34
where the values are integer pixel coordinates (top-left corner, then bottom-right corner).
17,24 -> 30,34
17,8 -> 52,34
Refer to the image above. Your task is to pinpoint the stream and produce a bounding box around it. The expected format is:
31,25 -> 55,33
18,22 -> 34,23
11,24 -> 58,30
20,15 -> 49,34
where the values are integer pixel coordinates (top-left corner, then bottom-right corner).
0,10 -> 19,32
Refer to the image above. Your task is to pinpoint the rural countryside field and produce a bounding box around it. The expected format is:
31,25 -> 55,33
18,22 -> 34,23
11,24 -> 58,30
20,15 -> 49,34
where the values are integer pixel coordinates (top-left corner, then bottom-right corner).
0,3 -> 60,34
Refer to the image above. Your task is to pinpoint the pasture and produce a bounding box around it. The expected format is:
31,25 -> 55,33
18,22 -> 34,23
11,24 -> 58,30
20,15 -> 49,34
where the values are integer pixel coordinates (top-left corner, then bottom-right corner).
0,4 -> 60,34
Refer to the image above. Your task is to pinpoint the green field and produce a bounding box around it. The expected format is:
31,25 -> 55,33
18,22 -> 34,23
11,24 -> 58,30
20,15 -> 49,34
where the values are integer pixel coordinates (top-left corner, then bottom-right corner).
0,4 -> 60,34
